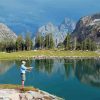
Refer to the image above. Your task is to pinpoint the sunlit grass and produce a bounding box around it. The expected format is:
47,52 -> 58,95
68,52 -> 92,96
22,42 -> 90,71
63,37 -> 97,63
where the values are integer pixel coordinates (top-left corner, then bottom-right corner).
0,84 -> 38,92
0,50 -> 99,60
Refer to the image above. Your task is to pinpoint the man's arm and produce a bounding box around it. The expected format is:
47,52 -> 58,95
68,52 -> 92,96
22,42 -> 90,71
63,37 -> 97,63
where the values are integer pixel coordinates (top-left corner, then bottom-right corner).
26,67 -> 33,71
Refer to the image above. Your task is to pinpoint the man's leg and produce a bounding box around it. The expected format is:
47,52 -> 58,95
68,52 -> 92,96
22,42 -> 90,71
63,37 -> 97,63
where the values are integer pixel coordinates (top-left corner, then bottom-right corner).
22,80 -> 24,89
21,73 -> 25,89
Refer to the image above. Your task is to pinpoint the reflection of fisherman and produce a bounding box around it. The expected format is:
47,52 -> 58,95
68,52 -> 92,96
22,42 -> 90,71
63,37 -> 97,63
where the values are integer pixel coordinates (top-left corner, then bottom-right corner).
20,61 -> 32,89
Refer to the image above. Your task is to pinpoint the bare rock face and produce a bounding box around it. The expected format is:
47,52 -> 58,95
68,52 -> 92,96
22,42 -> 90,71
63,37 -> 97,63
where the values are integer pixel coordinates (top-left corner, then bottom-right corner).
59,18 -> 75,34
72,13 -> 100,45
36,18 -> 76,46
0,23 -> 17,42
37,22 -> 61,46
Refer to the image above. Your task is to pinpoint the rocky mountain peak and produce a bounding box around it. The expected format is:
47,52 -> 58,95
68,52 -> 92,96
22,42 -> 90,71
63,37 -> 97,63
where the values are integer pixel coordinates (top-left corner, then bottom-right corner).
73,13 -> 100,46
0,23 -> 17,42
59,18 -> 76,33
37,18 -> 76,46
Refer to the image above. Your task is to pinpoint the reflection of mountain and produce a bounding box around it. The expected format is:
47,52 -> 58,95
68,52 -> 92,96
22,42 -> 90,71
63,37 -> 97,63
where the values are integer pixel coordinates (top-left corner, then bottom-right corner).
34,59 -> 70,76
0,61 -> 14,74
1,59 -> 100,88
34,59 -> 75,77
29,59 -> 100,87
75,59 -> 100,87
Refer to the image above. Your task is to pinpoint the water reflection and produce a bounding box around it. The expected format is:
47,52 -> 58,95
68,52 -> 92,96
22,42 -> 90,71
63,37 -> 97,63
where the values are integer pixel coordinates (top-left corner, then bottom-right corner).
0,60 -> 15,74
75,59 -> 100,87
0,59 -> 100,87
35,59 -> 54,74
34,59 -> 100,87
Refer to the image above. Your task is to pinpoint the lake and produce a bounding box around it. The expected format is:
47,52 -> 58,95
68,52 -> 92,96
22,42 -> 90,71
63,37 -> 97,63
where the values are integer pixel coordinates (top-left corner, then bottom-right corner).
0,58 -> 100,100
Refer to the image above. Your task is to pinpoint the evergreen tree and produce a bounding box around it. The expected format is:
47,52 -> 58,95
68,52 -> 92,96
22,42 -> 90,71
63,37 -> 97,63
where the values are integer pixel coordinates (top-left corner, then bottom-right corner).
81,38 -> 97,51
84,38 -> 88,50
35,33 -> 43,49
49,33 -> 55,49
64,33 -> 71,50
6,41 -> 16,52
91,41 -> 97,51
25,33 -> 33,50
0,41 -> 6,51
16,35 -> 24,51
73,37 -> 80,50
74,37 -> 77,50
57,42 -> 64,49
44,33 -> 54,49
44,34 -> 49,49
88,38 -> 92,50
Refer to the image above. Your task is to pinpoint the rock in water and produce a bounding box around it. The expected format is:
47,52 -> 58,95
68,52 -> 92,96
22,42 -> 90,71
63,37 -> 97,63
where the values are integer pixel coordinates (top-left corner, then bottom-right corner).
0,23 -> 17,42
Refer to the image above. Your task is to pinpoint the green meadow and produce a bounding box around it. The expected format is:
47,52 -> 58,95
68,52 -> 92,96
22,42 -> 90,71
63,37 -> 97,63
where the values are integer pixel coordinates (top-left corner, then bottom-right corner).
0,50 -> 99,60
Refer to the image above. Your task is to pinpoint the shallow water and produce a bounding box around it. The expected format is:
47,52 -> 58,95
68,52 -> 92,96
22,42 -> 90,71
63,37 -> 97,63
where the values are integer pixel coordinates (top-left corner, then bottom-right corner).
0,59 -> 100,100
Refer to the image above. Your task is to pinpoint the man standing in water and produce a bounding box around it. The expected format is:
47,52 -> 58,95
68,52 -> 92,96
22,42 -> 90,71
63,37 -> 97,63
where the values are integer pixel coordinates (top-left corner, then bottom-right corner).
20,61 -> 32,89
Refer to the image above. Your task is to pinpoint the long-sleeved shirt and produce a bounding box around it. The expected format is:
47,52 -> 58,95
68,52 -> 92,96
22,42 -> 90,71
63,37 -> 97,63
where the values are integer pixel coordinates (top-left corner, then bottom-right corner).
20,64 -> 27,74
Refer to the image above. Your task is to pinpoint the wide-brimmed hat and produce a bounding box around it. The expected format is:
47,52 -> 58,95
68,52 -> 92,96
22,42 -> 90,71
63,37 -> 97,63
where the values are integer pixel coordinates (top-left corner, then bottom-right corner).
22,61 -> 26,64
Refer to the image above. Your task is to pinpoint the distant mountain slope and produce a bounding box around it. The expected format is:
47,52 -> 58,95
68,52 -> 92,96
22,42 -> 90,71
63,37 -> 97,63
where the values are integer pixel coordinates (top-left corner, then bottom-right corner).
72,13 -> 100,45
36,18 -> 76,46
59,18 -> 75,33
0,23 -> 17,42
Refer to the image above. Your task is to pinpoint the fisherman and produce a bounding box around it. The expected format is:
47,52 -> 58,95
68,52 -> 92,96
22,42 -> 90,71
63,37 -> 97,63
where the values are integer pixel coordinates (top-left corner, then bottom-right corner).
20,61 -> 32,89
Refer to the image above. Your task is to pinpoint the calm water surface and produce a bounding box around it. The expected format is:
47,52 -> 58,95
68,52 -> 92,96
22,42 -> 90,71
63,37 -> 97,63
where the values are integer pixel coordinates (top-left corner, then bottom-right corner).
0,59 -> 100,100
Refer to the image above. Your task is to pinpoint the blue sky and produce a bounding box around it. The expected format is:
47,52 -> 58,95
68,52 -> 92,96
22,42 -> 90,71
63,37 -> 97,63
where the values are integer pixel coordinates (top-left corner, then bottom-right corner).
0,0 -> 100,34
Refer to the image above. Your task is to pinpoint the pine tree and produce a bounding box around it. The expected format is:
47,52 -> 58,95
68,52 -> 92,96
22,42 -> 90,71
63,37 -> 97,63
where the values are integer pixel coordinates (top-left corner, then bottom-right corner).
88,38 -> 92,50
49,33 -> 55,49
81,38 -> 97,51
84,38 -> 88,50
44,34 -> 49,49
25,33 -> 33,50
35,33 -> 43,49
44,33 -> 54,49
16,35 -> 24,51
91,41 -> 97,51
64,33 -> 71,50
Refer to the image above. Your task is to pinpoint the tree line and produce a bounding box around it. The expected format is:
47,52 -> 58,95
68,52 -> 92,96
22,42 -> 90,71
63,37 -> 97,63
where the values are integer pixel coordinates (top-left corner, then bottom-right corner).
0,32 -> 97,52
0,34 -> 33,52
0,33 -> 55,52
35,33 -> 54,49
63,33 -> 97,51
35,33 -> 97,51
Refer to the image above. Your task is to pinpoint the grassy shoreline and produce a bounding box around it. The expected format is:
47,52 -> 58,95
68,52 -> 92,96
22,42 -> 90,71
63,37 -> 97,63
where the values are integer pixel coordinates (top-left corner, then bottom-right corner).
0,50 -> 100,60
0,84 -> 37,92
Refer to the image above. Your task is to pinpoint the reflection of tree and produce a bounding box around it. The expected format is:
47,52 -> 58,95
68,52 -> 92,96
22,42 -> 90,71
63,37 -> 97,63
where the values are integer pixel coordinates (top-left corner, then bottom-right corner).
35,59 -> 54,74
64,59 -> 75,79
75,59 -> 100,87
15,60 -> 32,68
0,60 -> 14,74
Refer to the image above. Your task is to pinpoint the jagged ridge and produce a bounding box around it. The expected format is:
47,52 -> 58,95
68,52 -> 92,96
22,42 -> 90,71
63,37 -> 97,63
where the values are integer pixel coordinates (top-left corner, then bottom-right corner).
0,23 -> 17,42
73,13 -> 100,45
36,18 -> 76,46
